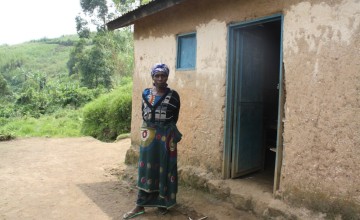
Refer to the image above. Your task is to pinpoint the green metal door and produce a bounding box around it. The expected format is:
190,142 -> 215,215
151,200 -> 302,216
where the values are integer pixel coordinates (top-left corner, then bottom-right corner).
230,26 -> 266,178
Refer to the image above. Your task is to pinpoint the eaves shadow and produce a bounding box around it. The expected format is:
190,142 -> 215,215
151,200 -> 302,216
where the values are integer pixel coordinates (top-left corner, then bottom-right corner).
77,180 -> 199,219
77,181 -> 135,220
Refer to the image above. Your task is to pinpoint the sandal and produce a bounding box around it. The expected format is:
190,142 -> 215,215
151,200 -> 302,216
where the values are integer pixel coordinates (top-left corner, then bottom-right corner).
158,207 -> 168,215
123,210 -> 145,219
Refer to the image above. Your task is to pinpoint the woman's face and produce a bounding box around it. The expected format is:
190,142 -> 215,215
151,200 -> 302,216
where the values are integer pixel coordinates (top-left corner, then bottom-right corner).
153,71 -> 168,88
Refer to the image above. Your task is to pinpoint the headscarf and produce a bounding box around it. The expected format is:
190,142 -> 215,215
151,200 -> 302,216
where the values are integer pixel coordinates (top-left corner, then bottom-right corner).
151,63 -> 170,77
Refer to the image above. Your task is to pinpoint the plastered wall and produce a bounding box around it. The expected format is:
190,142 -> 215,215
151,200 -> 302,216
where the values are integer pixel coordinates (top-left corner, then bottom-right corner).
281,0 -> 360,214
131,10 -> 228,176
129,0 -> 360,211
131,0 -> 286,177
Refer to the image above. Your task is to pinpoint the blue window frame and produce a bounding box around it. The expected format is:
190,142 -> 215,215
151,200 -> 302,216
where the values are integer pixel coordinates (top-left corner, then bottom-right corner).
176,33 -> 196,70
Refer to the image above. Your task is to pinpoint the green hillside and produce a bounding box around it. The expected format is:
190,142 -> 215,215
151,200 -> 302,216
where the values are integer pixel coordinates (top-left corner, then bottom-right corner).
0,32 -> 133,141
0,36 -> 79,78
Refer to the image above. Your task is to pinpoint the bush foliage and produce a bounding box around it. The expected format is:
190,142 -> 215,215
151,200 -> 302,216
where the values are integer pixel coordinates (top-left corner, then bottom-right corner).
81,78 -> 132,142
0,25 -> 134,140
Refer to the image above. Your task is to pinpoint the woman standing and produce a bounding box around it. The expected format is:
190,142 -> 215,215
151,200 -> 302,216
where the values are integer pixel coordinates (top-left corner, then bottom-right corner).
123,63 -> 182,219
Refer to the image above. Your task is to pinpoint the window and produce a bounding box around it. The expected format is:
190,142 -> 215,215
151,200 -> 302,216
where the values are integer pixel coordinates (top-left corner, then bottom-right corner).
176,33 -> 196,70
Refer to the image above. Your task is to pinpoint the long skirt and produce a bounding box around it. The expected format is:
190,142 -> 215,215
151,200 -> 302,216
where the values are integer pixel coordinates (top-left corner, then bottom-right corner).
136,122 -> 181,209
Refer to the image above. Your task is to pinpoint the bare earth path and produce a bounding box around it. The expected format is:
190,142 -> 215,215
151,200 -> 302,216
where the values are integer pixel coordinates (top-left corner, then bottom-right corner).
0,137 -> 256,220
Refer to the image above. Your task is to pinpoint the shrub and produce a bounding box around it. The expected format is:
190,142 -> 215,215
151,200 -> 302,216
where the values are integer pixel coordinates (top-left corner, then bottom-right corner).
81,79 -> 132,142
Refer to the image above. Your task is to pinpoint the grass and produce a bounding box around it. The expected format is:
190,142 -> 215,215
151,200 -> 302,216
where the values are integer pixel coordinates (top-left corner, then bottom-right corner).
0,108 -> 83,138
0,35 -> 86,139
0,42 -> 73,76
0,33 -> 133,141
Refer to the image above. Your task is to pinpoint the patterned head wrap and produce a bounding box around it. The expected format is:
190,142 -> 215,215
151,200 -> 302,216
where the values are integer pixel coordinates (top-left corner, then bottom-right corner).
151,63 -> 170,77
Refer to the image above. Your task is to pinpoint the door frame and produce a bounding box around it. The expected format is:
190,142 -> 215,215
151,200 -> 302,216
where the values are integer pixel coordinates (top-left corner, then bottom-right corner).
222,14 -> 284,193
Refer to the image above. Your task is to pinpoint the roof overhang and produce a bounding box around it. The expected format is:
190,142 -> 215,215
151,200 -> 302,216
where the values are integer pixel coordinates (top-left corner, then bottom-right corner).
107,0 -> 187,30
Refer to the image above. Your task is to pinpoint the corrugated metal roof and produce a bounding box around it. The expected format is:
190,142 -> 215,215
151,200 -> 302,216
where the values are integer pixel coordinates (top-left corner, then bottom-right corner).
107,0 -> 187,30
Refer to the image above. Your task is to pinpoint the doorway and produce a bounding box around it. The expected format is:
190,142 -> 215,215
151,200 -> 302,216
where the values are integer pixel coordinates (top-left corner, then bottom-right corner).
223,15 -> 283,192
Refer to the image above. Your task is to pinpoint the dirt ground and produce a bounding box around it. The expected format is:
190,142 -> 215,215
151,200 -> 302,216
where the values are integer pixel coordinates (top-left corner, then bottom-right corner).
0,137 -> 257,220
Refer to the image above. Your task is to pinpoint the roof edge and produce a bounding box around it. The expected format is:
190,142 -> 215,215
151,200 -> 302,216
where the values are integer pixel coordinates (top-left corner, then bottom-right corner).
107,0 -> 187,30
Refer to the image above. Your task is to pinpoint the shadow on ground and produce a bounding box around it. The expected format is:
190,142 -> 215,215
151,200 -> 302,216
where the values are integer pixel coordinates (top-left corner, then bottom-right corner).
77,166 -> 206,220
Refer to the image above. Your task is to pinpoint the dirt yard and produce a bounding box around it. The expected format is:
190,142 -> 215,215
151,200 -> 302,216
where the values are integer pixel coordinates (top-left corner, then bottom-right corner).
0,137 -> 257,220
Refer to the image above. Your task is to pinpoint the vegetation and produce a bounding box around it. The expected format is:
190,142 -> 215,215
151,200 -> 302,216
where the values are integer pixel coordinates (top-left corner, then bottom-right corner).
82,78 -> 132,142
0,0 -> 142,142
0,34 -> 133,141
0,109 -> 83,138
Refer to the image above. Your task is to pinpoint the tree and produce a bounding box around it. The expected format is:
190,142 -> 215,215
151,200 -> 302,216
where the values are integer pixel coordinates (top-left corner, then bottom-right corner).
113,0 -> 151,14
79,0 -> 111,31
67,39 -> 86,76
75,16 -> 91,38
79,32 -> 115,89
0,74 -> 11,97
67,0 -> 136,89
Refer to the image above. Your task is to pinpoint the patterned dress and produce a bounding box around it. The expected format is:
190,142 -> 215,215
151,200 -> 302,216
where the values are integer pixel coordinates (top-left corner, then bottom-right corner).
136,88 -> 181,209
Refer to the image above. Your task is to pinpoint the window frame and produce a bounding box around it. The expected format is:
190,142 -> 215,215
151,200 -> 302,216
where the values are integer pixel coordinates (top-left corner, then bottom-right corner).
176,32 -> 197,70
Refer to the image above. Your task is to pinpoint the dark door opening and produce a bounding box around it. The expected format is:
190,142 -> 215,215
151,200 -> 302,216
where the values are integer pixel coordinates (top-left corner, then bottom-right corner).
224,16 -> 283,190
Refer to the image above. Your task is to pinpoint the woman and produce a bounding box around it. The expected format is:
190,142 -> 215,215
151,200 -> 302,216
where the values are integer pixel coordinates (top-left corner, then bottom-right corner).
123,63 -> 182,219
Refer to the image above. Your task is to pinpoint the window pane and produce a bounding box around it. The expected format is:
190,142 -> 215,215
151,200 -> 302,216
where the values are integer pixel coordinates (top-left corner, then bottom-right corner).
177,33 -> 196,69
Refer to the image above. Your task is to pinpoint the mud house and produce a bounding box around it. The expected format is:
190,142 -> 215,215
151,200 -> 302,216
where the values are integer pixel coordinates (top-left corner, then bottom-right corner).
108,0 -> 360,217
